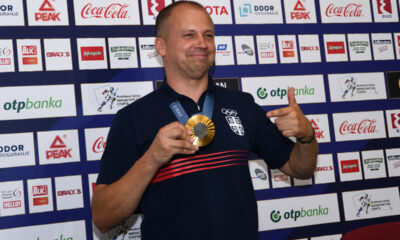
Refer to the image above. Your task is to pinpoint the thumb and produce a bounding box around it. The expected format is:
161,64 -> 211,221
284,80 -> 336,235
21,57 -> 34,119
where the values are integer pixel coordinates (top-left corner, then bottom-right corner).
288,87 -> 297,106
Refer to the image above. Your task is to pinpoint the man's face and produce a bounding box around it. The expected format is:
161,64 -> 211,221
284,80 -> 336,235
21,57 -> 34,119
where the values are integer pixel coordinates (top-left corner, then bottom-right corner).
157,5 -> 216,80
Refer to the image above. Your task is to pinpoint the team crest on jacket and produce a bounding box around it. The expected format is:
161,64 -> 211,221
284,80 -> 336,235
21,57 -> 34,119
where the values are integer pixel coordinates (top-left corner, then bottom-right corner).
221,108 -> 245,136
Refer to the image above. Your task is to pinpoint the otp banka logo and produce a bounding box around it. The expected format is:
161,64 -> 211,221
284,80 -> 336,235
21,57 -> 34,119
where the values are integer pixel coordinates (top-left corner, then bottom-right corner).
270,205 -> 329,223
257,86 -> 315,100
3,97 -> 62,113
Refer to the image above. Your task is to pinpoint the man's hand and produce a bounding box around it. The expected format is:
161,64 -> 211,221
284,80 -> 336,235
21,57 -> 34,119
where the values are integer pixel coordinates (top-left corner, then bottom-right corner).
146,121 -> 199,168
266,87 -> 314,142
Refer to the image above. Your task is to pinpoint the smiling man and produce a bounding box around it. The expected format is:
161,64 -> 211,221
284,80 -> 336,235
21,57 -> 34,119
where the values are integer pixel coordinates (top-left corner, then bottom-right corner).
91,1 -> 318,240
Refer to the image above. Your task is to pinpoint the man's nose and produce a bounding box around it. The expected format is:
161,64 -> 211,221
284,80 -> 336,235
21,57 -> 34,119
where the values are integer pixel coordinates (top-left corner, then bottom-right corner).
197,36 -> 208,49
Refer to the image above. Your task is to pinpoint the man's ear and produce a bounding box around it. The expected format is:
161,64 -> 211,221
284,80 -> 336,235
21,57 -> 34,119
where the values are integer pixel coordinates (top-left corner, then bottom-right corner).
155,37 -> 166,57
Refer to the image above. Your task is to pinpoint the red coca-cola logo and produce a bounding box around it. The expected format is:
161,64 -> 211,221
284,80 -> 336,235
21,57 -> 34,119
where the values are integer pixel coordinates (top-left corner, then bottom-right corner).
81,3 -> 129,19
325,3 -> 363,17
339,119 -> 377,135
92,136 -> 106,153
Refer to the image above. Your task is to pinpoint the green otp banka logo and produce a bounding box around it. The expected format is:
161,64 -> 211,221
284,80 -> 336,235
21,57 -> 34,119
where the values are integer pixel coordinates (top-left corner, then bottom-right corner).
257,86 -> 315,100
3,97 -> 62,113
270,205 -> 329,223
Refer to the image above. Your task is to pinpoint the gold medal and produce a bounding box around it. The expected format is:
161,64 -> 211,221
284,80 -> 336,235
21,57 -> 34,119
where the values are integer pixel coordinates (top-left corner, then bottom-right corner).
185,114 -> 215,147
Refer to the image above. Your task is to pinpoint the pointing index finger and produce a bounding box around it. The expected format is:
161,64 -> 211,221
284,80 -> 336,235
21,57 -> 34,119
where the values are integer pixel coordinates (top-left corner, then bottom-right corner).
266,106 -> 291,118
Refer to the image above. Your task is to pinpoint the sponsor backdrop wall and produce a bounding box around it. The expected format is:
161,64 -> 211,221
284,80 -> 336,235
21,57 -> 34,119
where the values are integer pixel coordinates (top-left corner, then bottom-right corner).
0,0 -> 399,239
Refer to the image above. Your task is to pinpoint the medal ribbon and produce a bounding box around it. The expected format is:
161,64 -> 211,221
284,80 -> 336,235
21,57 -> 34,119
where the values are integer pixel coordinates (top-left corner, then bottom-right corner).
169,92 -> 214,125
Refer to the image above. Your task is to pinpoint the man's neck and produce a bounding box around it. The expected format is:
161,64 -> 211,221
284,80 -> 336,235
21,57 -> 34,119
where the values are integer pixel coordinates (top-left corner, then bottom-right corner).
166,75 -> 209,103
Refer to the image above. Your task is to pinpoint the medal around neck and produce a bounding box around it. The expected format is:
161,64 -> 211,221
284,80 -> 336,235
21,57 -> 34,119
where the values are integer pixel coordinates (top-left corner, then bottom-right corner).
169,92 -> 215,147
185,114 -> 215,147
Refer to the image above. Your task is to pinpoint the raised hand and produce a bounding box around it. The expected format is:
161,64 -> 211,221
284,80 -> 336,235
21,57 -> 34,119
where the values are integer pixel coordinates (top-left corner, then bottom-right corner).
146,121 -> 199,168
266,87 -> 314,142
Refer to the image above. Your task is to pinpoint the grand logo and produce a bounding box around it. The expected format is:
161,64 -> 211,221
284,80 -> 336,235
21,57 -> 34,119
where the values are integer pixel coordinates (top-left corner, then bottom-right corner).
325,3 -> 363,17
81,3 -> 129,19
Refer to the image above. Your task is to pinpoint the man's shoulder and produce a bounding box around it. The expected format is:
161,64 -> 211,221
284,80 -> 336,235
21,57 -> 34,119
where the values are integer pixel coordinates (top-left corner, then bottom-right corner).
118,89 -> 162,115
214,85 -> 254,102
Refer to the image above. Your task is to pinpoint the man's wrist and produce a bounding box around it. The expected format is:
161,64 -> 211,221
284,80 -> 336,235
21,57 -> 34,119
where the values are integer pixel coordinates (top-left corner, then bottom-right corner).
297,128 -> 315,144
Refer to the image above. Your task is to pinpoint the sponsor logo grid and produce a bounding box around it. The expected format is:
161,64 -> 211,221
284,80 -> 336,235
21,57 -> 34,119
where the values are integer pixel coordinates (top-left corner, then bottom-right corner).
1,0 -> 400,239
2,33 -> 400,71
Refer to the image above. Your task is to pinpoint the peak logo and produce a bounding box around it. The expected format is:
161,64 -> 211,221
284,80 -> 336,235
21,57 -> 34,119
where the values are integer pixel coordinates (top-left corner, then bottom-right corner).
291,0 -> 311,20
147,0 -> 165,16
35,0 -> 60,21
270,205 -> 329,223
46,135 -> 72,160
311,119 -> 325,140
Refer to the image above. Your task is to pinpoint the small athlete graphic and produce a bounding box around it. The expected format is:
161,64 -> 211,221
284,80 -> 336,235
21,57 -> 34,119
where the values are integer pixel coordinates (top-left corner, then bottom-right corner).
98,87 -> 117,112
342,77 -> 357,99
356,193 -> 371,217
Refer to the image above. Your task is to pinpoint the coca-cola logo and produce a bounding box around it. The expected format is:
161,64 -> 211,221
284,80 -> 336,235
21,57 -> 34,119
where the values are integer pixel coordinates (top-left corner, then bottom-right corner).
92,136 -> 106,153
326,3 -> 363,17
339,119 -> 377,135
81,3 -> 129,19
